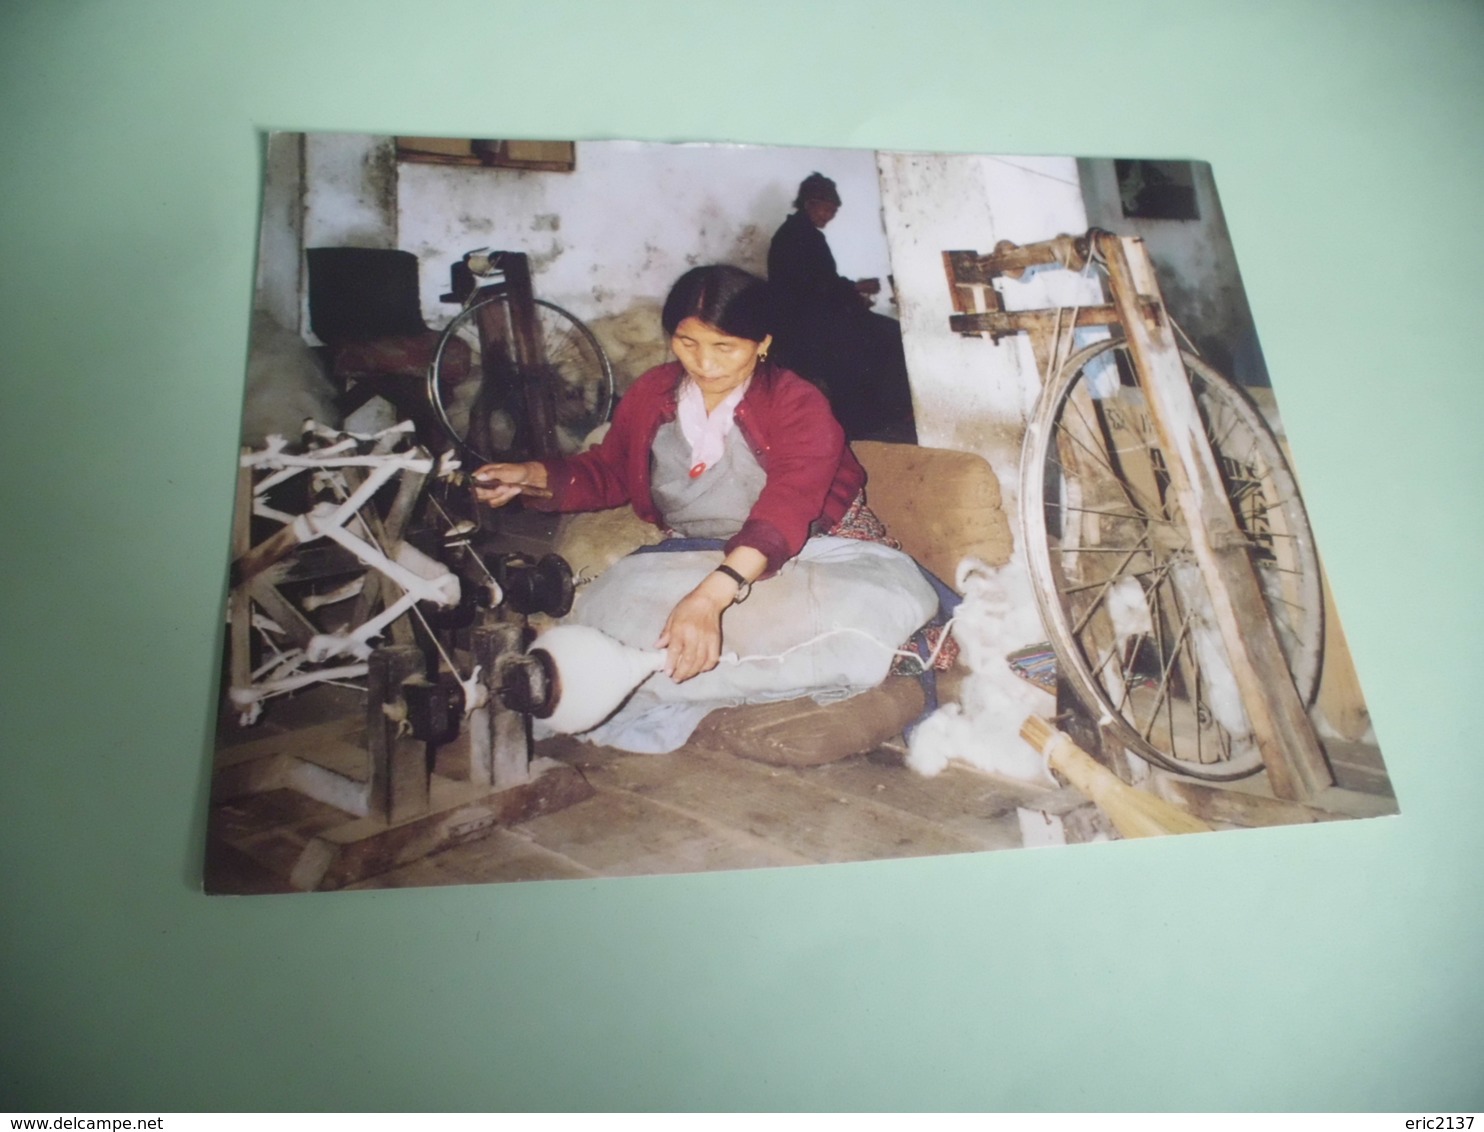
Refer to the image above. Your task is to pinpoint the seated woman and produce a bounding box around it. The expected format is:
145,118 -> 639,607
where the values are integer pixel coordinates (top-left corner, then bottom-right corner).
473,264 -> 938,753
767,172 -> 915,441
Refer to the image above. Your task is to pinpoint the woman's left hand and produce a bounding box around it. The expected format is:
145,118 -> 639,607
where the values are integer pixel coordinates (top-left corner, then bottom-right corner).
655,575 -> 736,682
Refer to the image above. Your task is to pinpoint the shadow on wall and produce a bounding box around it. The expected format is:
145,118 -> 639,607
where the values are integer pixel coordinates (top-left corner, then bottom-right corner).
1077,157 -> 1271,389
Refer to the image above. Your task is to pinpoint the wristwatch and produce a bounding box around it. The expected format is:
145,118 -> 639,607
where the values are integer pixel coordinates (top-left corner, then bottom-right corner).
712,564 -> 751,604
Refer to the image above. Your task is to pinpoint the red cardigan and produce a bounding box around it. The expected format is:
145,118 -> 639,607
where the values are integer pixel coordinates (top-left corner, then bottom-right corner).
533,361 -> 865,575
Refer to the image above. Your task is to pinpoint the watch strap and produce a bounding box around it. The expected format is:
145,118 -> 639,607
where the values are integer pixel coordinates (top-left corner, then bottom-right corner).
713,564 -> 751,603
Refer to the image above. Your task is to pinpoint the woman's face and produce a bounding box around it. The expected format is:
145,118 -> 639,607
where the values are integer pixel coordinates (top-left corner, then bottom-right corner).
804,198 -> 839,228
671,317 -> 772,405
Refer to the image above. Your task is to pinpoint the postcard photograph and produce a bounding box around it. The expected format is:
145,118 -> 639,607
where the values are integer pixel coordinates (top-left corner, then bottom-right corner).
204,133 -> 1396,895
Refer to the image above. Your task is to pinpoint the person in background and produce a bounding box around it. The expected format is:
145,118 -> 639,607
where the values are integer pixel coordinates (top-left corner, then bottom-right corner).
767,172 -> 915,441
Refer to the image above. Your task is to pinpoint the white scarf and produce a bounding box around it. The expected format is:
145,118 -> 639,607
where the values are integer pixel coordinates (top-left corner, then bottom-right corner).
676,377 -> 749,477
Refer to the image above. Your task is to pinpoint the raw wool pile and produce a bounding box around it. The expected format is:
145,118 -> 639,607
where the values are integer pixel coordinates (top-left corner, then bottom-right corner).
907,557 -> 1056,782
583,301 -> 671,396
552,504 -> 664,587
239,309 -> 341,445
549,424 -> 665,586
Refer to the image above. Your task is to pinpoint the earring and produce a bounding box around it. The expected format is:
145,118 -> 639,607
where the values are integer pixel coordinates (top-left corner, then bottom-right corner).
757,347 -> 769,362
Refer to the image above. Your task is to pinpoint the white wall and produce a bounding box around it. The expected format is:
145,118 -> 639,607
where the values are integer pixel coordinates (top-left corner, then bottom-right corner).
302,132 -> 398,251
395,139 -> 895,329
878,152 -> 1102,497
253,132 -> 900,391
253,132 -> 303,329
878,153 -> 1105,772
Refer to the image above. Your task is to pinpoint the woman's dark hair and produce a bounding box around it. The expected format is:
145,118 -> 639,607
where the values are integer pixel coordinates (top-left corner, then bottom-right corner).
661,264 -> 776,343
792,171 -> 841,209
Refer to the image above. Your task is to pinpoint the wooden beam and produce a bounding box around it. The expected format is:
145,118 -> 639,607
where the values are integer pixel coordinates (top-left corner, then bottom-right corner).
230,520 -> 301,589
948,305 -> 1129,340
1152,777 -> 1329,828
500,253 -> 560,459
471,622 -> 530,790
367,644 -> 430,823
1096,233 -> 1332,801
287,763 -> 595,891
247,578 -> 318,650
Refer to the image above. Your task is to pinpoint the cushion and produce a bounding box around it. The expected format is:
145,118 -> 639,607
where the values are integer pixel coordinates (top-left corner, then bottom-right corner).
852,440 -> 1012,585
690,676 -> 926,767
552,506 -> 664,583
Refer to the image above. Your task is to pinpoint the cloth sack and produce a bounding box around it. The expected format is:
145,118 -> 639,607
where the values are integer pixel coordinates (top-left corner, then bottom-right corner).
545,536 -> 938,753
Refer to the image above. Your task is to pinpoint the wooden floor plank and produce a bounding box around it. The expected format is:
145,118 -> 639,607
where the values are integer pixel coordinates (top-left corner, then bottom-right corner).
212,787 -> 351,843
347,828 -> 600,888
803,755 -> 1052,850
516,789 -> 811,878
207,689 -> 1397,892
213,720 -> 372,789
573,744 -> 993,866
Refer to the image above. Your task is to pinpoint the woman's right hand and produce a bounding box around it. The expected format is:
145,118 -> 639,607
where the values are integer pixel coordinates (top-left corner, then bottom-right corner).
470,461 -> 547,508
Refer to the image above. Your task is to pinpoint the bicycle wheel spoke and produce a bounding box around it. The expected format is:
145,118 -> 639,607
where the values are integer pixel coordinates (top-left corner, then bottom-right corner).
1068,539 -> 1151,638
1047,501 -> 1178,525
1134,558 -> 1179,750
433,295 -> 613,463
1058,562 -> 1167,595
1028,339 -> 1321,781
1141,608 -> 1195,745
1063,397 -> 1169,521
1251,562 -> 1307,578
1210,412 -> 1244,455
1051,544 -> 1157,555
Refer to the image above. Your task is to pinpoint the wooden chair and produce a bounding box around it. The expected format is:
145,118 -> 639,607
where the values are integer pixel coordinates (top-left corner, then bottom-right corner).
305,247 -> 469,445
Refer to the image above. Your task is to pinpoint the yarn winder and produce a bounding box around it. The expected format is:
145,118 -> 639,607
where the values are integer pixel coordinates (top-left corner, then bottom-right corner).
211,422 -> 593,891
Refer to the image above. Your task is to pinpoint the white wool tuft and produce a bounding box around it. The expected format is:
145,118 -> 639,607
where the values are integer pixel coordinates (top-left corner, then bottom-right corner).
1105,576 -> 1153,640
904,710 -> 955,777
906,557 -> 1055,783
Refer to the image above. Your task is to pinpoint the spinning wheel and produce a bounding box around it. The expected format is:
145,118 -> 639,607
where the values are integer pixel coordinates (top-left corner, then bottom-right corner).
1020,339 -> 1323,780
429,295 -> 614,464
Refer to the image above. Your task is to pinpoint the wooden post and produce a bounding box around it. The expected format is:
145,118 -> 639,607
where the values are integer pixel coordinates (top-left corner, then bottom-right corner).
1095,233 -> 1332,801
499,253 -> 560,460
247,578 -> 317,649
366,643 -> 430,823
468,295 -> 516,460
471,622 -> 530,790
1021,715 -> 1212,838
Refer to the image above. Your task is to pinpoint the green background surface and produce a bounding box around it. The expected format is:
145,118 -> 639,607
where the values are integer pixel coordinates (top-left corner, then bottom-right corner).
2,0 -> 1480,1112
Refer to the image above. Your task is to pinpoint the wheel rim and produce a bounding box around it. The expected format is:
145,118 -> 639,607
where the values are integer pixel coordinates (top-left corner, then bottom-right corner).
428,295 -> 614,465
1021,338 -> 1323,780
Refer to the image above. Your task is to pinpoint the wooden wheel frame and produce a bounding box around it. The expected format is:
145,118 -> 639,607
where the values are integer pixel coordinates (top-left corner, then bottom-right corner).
1020,338 -> 1324,780
427,295 -> 614,465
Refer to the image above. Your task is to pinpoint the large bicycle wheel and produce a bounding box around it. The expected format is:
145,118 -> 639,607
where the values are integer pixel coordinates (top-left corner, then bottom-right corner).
428,295 -> 614,465
1021,338 -> 1323,780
